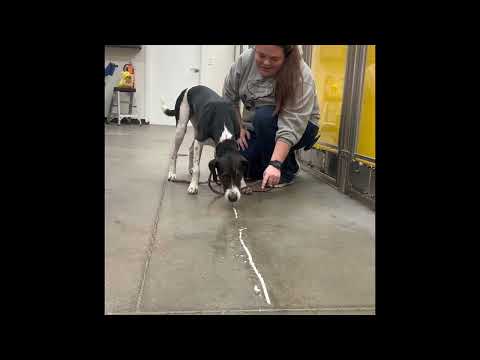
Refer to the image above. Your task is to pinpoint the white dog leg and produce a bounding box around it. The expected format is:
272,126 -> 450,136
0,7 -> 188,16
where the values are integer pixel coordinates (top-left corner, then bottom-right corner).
167,125 -> 187,181
187,139 -> 203,194
188,139 -> 194,175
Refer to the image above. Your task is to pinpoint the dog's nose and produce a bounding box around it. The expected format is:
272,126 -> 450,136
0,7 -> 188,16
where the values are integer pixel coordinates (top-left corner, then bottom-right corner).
228,192 -> 238,202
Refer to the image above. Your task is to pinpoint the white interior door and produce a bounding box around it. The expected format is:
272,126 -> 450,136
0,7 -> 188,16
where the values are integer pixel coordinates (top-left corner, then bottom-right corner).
146,45 -> 201,125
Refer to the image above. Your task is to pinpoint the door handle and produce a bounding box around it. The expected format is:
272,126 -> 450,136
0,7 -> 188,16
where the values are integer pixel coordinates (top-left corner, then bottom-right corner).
189,67 -> 200,73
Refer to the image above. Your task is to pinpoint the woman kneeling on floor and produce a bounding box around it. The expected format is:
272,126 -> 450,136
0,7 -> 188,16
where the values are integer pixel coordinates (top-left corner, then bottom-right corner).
222,45 -> 320,190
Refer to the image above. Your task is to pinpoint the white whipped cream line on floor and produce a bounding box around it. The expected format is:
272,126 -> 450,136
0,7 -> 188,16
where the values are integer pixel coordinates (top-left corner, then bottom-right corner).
233,207 -> 271,305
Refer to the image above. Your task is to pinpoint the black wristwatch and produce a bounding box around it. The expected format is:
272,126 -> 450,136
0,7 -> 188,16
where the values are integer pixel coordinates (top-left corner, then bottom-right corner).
269,160 -> 283,170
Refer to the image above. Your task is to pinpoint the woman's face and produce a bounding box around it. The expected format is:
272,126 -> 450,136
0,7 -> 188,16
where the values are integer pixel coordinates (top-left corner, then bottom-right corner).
254,45 -> 285,78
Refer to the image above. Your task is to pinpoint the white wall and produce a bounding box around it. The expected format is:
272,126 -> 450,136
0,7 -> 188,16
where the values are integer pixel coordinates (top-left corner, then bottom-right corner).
145,45 -> 235,125
104,46 -> 145,118
145,45 -> 202,125
200,45 -> 235,95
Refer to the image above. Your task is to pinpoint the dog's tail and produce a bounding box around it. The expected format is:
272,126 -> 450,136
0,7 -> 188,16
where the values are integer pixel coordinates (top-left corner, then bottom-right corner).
160,97 -> 176,117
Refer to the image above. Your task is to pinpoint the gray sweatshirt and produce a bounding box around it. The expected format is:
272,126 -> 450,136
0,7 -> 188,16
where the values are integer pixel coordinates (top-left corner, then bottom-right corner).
222,48 -> 320,147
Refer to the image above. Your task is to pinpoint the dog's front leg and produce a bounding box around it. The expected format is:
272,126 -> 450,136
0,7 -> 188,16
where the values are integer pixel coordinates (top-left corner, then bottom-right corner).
240,178 -> 253,195
187,140 -> 203,194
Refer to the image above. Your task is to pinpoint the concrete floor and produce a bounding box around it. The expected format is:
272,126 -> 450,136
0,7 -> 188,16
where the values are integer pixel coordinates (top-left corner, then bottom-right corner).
105,124 -> 375,315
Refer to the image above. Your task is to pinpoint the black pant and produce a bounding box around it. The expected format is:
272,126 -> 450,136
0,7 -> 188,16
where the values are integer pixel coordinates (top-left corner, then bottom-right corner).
240,105 -> 319,182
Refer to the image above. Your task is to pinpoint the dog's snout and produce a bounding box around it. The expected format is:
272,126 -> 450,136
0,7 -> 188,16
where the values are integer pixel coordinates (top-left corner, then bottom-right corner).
225,186 -> 241,202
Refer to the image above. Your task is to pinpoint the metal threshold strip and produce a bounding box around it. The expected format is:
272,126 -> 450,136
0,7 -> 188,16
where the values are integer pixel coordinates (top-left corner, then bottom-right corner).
108,306 -> 375,315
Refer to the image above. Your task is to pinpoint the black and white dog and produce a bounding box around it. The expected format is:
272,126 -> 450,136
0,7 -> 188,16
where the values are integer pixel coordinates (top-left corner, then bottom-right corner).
161,85 -> 249,202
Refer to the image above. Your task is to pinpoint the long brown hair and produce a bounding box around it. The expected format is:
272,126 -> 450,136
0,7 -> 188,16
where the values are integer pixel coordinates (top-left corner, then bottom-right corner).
274,45 -> 304,115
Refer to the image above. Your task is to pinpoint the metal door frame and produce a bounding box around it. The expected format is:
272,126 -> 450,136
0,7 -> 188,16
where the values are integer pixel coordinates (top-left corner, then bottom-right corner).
338,45 -> 367,192
337,45 -> 374,210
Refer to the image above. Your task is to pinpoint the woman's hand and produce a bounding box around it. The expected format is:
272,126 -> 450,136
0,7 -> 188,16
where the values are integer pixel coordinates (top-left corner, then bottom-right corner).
237,128 -> 251,151
262,165 -> 281,189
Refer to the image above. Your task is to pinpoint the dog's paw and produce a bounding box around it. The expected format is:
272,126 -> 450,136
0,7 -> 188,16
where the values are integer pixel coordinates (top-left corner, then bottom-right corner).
187,184 -> 198,194
241,186 -> 253,195
167,171 -> 176,181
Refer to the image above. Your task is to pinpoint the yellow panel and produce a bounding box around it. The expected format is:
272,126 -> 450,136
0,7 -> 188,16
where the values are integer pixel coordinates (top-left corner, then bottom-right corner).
355,45 -> 375,162
310,45 -> 348,151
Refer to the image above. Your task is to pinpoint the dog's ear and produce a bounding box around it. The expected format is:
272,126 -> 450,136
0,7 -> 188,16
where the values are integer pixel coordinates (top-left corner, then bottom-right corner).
240,156 -> 249,176
208,159 -> 218,183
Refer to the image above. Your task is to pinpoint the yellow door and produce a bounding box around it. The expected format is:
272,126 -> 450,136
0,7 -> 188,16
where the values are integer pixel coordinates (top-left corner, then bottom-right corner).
355,45 -> 375,167
310,45 -> 349,153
